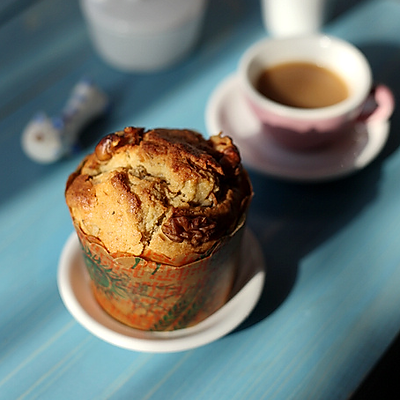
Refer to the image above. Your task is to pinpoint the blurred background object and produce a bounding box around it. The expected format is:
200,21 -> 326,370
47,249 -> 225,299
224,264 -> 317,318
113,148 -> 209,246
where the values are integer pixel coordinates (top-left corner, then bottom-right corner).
79,0 -> 209,72
261,0 -> 327,36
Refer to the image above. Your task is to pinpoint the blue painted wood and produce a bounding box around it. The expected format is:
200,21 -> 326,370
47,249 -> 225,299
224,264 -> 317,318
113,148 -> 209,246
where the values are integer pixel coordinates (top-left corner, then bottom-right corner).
1,0 -> 400,399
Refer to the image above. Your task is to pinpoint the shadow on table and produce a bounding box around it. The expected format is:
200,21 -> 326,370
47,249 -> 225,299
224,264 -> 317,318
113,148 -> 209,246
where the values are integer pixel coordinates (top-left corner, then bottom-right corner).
234,164 -> 381,333
234,40 -> 400,333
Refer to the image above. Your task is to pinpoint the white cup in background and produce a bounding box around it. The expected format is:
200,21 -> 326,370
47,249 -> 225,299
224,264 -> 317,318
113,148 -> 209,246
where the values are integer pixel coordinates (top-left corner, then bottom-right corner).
261,0 -> 327,37
80,0 -> 208,72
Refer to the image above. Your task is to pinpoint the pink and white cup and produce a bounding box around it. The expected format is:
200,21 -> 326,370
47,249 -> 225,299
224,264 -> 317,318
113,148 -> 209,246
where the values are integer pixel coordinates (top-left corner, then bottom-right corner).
238,35 -> 395,150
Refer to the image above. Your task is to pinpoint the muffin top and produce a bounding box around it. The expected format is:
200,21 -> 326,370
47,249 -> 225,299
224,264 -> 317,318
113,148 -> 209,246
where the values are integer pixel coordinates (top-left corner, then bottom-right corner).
65,127 -> 252,265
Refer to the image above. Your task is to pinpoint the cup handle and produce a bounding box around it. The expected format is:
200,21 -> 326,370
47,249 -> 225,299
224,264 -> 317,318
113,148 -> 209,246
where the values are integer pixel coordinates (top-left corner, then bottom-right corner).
358,84 -> 395,123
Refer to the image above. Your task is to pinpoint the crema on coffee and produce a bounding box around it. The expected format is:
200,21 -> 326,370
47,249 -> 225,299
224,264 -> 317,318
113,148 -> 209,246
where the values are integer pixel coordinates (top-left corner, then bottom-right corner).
256,62 -> 349,109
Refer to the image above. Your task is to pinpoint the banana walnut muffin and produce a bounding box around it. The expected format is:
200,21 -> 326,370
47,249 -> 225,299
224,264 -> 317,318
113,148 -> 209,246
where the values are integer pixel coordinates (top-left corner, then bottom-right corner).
65,126 -> 252,266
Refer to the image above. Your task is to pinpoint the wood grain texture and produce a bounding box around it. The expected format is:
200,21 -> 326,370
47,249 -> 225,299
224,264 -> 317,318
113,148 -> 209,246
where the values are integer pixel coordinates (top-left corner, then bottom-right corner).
1,0 -> 400,399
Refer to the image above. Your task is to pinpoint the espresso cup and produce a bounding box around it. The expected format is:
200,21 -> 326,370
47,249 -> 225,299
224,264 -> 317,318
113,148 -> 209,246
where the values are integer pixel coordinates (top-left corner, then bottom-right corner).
238,35 -> 394,150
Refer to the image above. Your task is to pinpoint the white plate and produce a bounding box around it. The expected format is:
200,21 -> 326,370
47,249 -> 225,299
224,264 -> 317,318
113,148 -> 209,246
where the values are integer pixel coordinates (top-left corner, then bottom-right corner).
205,74 -> 390,182
57,229 -> 266,353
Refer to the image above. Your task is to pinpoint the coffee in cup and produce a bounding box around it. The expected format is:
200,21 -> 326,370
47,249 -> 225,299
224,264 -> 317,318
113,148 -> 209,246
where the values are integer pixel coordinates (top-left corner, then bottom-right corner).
256,61 -> 348,109
238,35 -> 394,150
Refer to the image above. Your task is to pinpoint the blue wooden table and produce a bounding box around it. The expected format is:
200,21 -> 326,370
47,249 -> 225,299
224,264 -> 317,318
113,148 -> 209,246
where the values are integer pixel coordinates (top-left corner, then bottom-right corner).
1,0 -> 400,399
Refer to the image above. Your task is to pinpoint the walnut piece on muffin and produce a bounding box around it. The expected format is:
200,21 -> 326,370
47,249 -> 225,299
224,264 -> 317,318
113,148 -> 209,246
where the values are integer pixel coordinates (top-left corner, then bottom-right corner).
65,127 -> 252,265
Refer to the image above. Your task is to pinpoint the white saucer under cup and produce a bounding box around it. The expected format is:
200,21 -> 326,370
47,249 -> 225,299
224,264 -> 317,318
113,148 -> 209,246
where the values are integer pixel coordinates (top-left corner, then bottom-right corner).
57,229 -> 266,353
205,74 -> 391,182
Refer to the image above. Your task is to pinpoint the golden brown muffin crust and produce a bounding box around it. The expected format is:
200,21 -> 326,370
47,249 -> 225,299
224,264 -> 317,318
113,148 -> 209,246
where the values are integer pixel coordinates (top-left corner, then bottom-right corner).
65,127 -> 251,263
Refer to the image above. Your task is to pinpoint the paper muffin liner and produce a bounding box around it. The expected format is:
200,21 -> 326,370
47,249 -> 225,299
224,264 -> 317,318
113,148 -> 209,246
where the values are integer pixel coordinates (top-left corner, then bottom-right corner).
75,216 -> 247,331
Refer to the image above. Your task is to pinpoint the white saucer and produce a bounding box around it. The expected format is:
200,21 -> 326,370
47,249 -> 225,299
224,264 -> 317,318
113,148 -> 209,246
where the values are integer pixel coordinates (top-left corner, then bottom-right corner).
205,74 -> 390,182
57,229 -> 266,353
